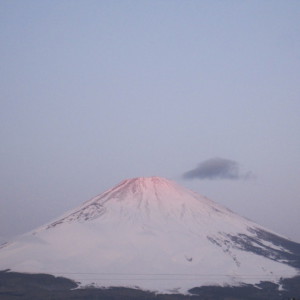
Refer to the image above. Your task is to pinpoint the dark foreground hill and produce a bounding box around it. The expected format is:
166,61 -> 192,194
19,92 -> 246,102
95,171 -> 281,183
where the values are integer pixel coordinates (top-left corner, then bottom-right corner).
0,271 -> 299,300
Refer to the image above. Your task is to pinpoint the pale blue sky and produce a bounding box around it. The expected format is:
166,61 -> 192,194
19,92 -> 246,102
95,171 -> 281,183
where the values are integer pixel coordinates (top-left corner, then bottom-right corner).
1,1 -> 300,242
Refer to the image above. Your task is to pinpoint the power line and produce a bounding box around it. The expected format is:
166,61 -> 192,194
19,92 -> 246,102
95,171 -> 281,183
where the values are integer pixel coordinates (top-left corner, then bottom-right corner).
52,272 -> 284,276
50,272 -> 285,280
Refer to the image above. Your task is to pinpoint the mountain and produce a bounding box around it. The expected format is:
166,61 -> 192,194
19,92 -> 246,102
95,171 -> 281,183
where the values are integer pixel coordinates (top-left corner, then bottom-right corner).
0,177 -> 299,294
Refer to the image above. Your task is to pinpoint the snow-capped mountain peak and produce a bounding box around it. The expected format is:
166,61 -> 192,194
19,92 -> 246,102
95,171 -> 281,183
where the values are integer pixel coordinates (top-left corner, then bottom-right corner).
0,177 -> 299,294
45,176 -> 236,228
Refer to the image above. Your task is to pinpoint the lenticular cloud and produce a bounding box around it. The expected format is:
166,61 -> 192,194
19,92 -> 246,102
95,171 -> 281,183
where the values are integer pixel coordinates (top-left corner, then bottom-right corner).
183,157 -> 253,180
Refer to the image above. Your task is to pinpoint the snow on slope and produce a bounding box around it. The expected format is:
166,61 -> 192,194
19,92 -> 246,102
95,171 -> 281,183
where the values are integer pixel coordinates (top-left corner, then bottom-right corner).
0,177 -> 298,294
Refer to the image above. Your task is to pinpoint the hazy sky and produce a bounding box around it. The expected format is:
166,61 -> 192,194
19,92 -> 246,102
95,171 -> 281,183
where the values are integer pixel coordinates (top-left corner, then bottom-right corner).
1,1 -> 300,243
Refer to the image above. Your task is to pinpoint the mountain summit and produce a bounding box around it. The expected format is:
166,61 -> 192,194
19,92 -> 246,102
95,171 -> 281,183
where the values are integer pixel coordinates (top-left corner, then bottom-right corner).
0,177 -> 299,293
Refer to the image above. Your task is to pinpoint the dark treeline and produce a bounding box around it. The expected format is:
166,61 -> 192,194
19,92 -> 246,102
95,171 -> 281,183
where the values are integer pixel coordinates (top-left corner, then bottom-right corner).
0,270 -> 299,300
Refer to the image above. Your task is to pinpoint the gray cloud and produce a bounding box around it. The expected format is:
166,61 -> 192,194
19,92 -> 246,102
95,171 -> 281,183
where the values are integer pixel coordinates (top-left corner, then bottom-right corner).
183,158 -> 253,180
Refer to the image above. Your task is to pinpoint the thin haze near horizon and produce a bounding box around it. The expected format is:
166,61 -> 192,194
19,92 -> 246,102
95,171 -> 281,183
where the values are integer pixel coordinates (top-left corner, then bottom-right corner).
1,1 -> 300,243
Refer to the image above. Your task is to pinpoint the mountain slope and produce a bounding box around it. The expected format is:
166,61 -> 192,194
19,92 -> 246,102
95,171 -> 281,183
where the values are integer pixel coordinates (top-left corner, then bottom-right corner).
0,177 -> 299,294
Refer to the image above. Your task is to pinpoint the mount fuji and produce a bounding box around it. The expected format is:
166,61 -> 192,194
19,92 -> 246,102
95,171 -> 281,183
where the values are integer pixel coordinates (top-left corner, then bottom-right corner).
0,177 -> 299,294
